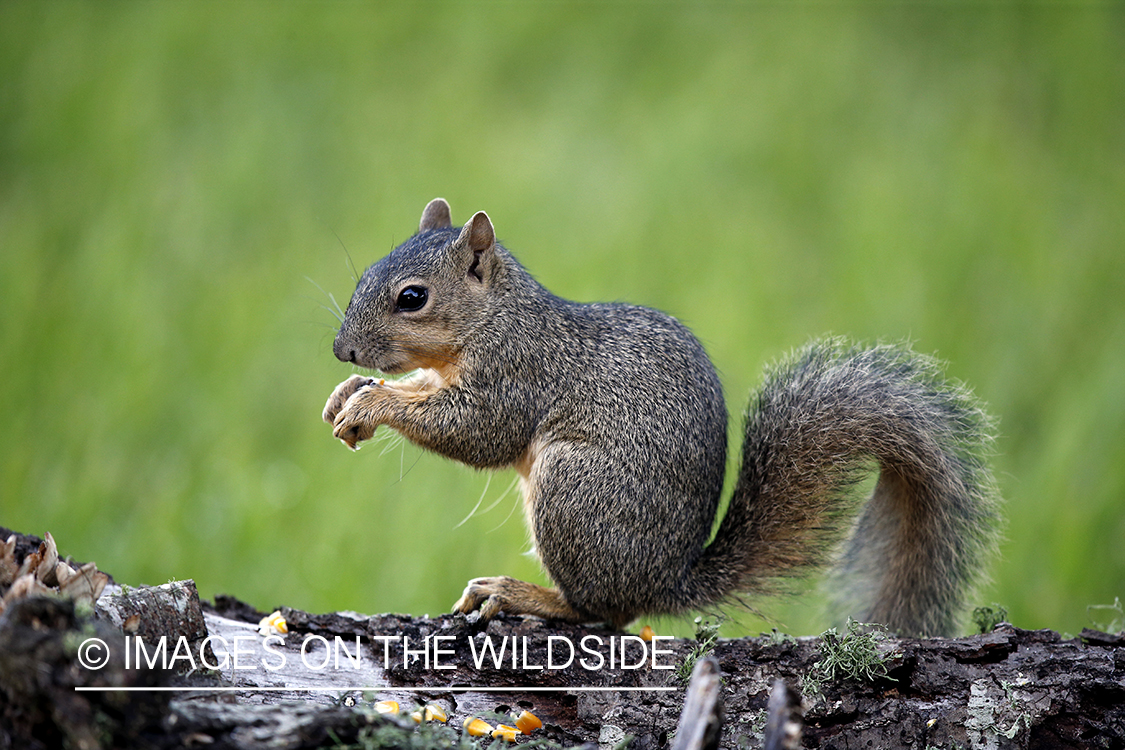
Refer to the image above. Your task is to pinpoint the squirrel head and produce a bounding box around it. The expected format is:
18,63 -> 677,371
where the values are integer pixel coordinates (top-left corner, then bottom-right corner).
332,198 -> 504,380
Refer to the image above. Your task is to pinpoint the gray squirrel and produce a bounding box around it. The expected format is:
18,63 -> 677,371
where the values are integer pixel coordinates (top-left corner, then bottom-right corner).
323,198 -> 1001,636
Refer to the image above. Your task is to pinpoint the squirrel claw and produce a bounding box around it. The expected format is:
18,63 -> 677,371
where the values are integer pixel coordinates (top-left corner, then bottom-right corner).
453,577 -> 506,620
479,594 -> 504,621
333,415 -> 374,450
323,375 -> 379,424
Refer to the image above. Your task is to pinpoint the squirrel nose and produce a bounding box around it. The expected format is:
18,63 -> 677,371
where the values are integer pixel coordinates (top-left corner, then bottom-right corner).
332,336 -> 357,364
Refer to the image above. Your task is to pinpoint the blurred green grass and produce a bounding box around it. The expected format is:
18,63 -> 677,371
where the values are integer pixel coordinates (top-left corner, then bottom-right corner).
1,2 -> 1123,638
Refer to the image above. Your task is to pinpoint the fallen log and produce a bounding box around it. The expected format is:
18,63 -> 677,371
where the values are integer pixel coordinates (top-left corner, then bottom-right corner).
0,528 -> 1122,749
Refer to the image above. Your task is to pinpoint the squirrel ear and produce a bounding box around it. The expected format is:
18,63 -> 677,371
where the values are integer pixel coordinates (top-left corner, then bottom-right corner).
455,211 -> 497,283
419,198 -> 453,232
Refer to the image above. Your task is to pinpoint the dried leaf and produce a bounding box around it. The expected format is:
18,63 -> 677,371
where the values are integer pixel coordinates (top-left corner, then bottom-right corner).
0,573 -> 54,615
16,544 -> 42,580
58,562 -> 109,605
0,533 -> 109,615
0,535 -> 17,586
36,532 -> 60,586
54,561 -> 77,587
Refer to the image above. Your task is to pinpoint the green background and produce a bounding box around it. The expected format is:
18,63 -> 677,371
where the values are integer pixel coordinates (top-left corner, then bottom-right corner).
1,2 -> 1122,638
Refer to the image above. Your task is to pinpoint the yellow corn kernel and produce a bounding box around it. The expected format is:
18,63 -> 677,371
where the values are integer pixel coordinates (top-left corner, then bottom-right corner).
257,610 -> 288,637
492,724 -> 520,742
463,717 -> 493,736
639,625 -> 655,642
514,710 -> 542,734
374,700 -> 399,715
423,704 -> 448,723
411,710 -> 423,723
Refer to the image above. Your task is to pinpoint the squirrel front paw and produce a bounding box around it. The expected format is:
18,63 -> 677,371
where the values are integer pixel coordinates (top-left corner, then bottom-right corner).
326,377 -> 388,450
322,374 -> 379,424
331,396 -> 382,451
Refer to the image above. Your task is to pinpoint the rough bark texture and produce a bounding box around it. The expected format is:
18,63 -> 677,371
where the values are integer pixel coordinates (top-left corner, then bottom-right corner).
0,528 -> 1122,750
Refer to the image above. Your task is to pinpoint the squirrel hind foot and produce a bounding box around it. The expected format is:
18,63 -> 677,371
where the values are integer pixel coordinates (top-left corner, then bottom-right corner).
453,576 -> 596,625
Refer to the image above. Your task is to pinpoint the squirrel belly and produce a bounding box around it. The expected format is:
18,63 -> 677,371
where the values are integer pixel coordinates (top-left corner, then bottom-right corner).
324,198 -> 1002,636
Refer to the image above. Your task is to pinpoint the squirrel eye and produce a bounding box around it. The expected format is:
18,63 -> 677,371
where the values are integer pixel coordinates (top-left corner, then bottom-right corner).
395,285 -> 428,312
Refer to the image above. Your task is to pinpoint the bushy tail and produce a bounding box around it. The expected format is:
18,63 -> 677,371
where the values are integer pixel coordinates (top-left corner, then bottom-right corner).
689,338 -> 1001,636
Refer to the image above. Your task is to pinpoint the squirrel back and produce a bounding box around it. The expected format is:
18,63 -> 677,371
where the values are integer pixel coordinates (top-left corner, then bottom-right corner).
324,199 -> 1001,636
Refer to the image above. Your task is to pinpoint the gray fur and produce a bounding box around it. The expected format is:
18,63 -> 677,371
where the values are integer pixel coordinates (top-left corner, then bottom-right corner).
326,201 -> 1002,636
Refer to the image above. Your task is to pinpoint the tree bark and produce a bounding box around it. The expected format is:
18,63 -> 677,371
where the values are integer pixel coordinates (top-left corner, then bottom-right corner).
0,528 -> 1122,749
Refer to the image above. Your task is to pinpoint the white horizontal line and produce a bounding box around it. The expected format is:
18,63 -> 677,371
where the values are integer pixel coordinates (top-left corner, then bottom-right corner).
75,685 -> 679,693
